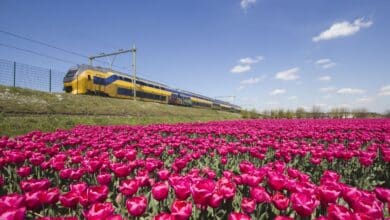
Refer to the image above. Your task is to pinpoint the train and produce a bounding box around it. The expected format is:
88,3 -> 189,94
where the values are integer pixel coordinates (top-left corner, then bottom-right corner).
63,65 -> 241,112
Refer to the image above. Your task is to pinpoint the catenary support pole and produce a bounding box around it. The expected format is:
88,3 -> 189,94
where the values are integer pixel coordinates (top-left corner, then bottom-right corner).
49,69 -> 52,92
13,61 -> 16,87
132,44 -> 137,101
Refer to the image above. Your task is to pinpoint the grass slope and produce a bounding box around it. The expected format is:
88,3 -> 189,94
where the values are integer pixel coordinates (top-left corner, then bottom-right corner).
0,85 -> 241,136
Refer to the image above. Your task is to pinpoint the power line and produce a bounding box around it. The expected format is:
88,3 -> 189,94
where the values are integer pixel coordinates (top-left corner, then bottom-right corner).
0,29 -> 130,71
0,43 -> 78,65
0,42 -> 154,81
0,29 -> 88,59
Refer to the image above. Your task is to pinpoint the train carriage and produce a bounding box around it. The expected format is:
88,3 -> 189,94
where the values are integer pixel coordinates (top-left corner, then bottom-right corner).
63,65 -> 241,112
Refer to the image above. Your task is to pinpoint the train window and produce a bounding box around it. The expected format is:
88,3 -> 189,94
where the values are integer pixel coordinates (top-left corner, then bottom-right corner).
87,75 -> 91,80
65,69 -> 77,78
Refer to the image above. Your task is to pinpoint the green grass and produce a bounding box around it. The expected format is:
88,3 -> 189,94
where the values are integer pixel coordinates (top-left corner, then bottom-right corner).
0,85 -> 241,136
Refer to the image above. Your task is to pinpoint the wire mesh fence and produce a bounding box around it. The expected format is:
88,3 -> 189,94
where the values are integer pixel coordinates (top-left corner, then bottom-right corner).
0,59 -> 65,92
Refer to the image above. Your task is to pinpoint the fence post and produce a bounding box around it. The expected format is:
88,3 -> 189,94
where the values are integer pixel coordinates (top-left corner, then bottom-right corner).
49,69 -> 52,92
13,61 -> 16,87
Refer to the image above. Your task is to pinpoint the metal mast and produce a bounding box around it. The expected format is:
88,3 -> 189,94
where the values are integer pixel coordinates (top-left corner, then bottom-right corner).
131,44 -> 137,101
89,46 -> 137,100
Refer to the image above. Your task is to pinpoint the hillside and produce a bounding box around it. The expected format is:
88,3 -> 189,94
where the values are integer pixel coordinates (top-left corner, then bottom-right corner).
0,85 -> 241,136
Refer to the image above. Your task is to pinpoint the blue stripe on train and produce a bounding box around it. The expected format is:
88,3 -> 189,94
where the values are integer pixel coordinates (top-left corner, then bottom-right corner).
93,75 -> 118,86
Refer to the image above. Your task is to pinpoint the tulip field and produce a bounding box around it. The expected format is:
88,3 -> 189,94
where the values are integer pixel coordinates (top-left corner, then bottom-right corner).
0,119 -> 390,220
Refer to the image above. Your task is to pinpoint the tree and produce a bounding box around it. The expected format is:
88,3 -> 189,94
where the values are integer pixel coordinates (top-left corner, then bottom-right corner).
352,108 -> 368,118
311,105 -> 322,119
384,110 -> 390,118
277,109 -> 285,118
295,107 -> 306,119
270,109 -> 278,119
285,109 -> 294,119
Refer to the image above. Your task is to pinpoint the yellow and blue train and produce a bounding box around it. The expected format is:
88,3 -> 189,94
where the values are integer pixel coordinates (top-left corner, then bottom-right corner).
63,65 -> 241,112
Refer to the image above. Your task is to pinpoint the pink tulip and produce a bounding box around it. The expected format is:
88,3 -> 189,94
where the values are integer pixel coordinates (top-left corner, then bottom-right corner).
97,173 -> 112,185
272,192 -> 289,210
119,179 -> 139,197
241,197 -> 256,214
191,179 -> 215,206
152,182 -> 169,201
228,212 -> 251,220
250,186 -> 270,203
171,200 -> 192,220
83,202 -> 115,220
126,196 -> 148,217
0,207 -> 26,220
16,166 -> 31,177
290,193 -> 319,217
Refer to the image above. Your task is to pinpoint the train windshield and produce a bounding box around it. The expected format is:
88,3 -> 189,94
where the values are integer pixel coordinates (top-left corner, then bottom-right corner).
65,69 -> 78,78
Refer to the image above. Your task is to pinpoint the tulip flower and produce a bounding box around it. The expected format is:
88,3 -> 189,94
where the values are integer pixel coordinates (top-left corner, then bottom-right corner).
316,184 -> 341,205
268,173 -> 286,191
152,182 -> 169,201
272,192 -> 289,211
327,204 -> 351,220
83,202 -> 115,220
16,166 -> 31,177
0,207 -> 26,220
154,212 -> 173,220
111,163 -> 131,178
290,193 -> 319,217
40,187 -> 60,205
374,187 -> 390,203
241,197 -> 256,214
250,186 -> 270,203
219,182 -> 236,200
157,169 -> 170,181
97,173 -> 112,185
191,179 -> 215,206
25,191 -> 43,210
0,193 -> 25,212
119,179 -> 139,197
208,192 -> 224,208
171,200 -> 192,220
172,179 -> 191,200
228,212 -> 251,220
126,196 -> 148,217
60,192 -> 79,208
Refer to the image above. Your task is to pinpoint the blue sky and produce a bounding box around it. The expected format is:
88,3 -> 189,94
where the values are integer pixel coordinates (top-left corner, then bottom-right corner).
0,0 -> 389,112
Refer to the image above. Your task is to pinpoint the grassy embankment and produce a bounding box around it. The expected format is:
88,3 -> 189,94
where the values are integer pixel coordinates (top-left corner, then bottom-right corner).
0,85 -> 241,136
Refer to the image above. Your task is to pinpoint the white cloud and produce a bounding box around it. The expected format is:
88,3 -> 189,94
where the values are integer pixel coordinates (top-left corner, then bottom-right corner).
318,75 -> 331,81
240,75 -> 266,85
315,58 -> 336,69
270,89 -> 286,96
356,96 -> 374,103
288,96 -> 298,100
231,55 -> 263,74
378,85 -> 390,96
313,17 -> 373,42
237,85 -> 245,91
241,0 -> 256,9
319,87 -> 337,92
322,62 -> 336,69
337,88 -> 365,94
275,67 -> 300,81
316,59 -> 331,65
239,56 -> 264,64
231,65 -> 251,73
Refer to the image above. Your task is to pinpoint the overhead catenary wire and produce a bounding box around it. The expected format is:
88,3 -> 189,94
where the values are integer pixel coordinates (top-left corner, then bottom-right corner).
0,29 -> 130,71
0,43 -> 154,80
0,43 -> 79,65
0,29 -> 171,86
